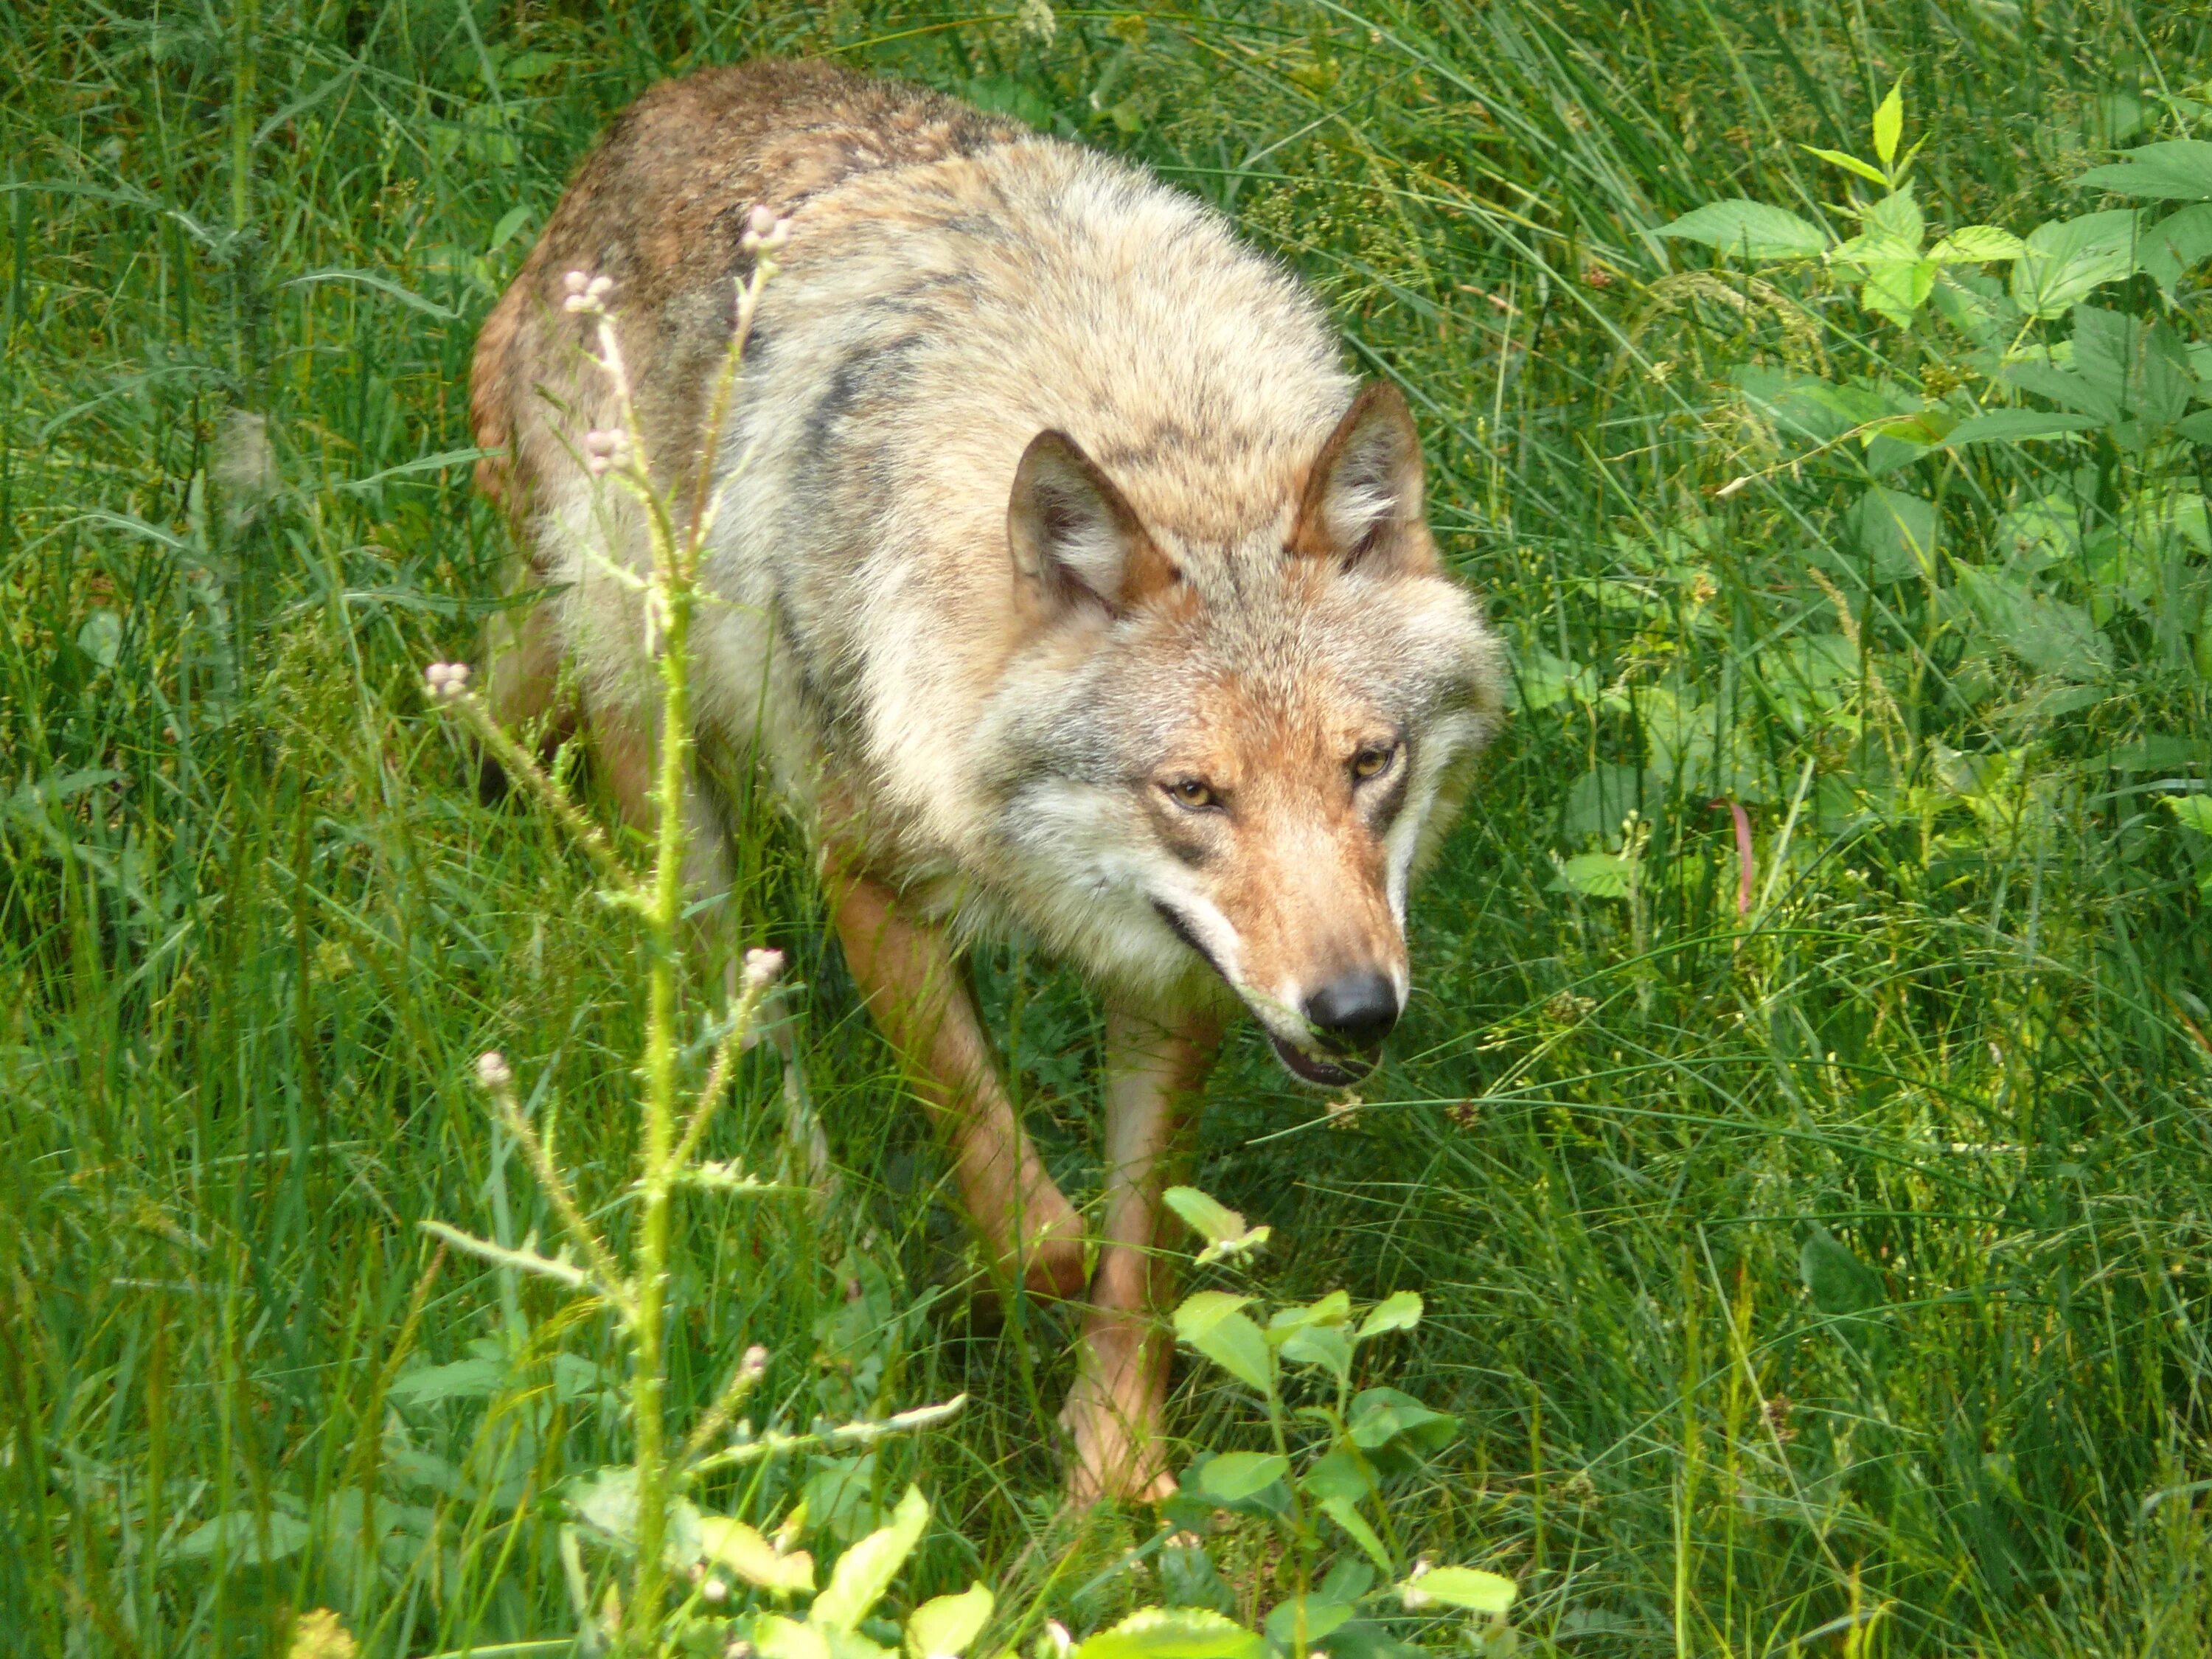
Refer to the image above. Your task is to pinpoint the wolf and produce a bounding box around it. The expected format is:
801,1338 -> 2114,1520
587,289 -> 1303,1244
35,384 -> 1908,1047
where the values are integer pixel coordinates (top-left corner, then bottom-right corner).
469,59 -> 1503,1503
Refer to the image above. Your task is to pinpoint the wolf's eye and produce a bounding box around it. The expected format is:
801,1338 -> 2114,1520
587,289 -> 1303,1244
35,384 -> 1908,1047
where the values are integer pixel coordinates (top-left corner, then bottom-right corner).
1351,743 -> 1397,782
1165,778 -> 1217,810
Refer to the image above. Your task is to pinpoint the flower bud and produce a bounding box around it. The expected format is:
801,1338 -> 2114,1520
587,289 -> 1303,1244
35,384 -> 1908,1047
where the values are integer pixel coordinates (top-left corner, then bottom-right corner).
741,947 -> 786,997
476,1050 -> 512,1089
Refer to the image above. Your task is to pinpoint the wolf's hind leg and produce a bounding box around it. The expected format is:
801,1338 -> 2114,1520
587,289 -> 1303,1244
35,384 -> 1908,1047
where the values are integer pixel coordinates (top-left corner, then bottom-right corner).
829,866 -> 1087,1301
1062,998 -> 1224,1507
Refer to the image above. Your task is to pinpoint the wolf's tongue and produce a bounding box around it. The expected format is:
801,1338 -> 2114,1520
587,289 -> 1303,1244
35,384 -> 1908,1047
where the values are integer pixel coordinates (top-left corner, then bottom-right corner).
1267,1031 -> 1378,1089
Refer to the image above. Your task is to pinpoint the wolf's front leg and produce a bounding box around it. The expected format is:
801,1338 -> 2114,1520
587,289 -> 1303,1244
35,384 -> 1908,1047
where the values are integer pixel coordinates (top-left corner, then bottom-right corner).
829,865 -> 1088,1300
1062,998 -> 1225,1506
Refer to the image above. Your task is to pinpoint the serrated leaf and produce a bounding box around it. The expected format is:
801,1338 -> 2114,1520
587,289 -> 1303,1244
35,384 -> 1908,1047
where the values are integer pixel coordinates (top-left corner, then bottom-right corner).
1172,1292 -> 1253,1344
1952,566 -> 2112,681
1658,199 -> 1829,260
815,1486 -> 928,1635
1163,1187 -> 1246,1247
1802,145 -> 1891,188
2074,139 -> 2212,202
1554,851 -> 1635,899
699,1517 -> 815,1596
1401,1568 -> 1517,1615
1873,82 -> 1905,167
908,1582 -> 995,1659
1930,225 -> 2025,262
1349,1387 -> 1459,1453
1071,1607 -> 1265,1659
2011,211 -> 2141,319
1198,1452 -> 1290,1501
388,1356 -> 505,1407
1318,1492 -> 1394,1576
1357,1290 -> 1423,1341
2164,796 -> 2212,835
1860,260 -> 1936,328
1266,1290 -> 1351,1341
1187,1312 -> 1275,1395
758,1616 -> 833,1659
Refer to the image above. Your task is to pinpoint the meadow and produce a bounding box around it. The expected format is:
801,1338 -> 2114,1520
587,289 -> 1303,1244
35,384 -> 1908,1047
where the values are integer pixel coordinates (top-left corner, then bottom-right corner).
4,2 -> 2212,1655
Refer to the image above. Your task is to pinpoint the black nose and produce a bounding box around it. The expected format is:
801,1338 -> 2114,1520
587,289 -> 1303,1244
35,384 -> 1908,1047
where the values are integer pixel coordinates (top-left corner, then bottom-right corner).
1304,972 -> 1399,1052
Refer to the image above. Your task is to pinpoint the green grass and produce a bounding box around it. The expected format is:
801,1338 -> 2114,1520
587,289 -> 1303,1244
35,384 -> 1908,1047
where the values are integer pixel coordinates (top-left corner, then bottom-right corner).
4,2 -> 2211,1655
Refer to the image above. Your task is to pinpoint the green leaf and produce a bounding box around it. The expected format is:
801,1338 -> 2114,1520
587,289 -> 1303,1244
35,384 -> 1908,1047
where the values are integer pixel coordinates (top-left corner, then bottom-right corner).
908,1583 -> 995,1659
1267,1290 -> 1352,1341
1802,145 -> 1891,189
1198,1452 -> 1290,1502
1859,260 -> 1937,327
1072,1607 -> 1265,1659
1173,1291 -> 1253,1343
1872,81 -> 1905,168
1401,1568 -> 1517,1615
1940,411 -> 2102,448
2142,204 -> 2212,296
1318,1495 -> 1394,1577
2011,211 -> 2140,319
699,1517 -> 815,1597
170,1510 -> 313,1565
1658,199 -> 1829,260
1263,1599 -> 1355,1647
1860,187 -> 1924,253
1930,225 -> 2026,262
1357,1290 -> 1423,1342
1799,1225 -> 1886,1317
1952,565 -> 2111,682
2074,139 -> 2212,202
1302,1448 -> 1377,1506
1554,850 -> 1635,899
2164,796 -> 2212,835
815,1486 -> 928,1635
1279,1324 -> 1354,1377
1188,1312 -> 1275,1394
1349,1387 -> 1458,1453
1847,484 -> 1939,582
758,1616 -> 833,1659
1164,1187 -> 1271,1265
389,1355 -> 505,1407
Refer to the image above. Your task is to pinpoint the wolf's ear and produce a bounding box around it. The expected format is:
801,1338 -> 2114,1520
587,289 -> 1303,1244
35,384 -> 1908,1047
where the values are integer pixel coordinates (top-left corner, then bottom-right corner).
1289,381 -> 1436,576
1009,431 -> 1178,620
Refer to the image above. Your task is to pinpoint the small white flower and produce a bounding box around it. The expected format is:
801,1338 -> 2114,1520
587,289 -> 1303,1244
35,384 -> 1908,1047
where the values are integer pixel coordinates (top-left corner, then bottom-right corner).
581,428 -> 631,476
741,947 -> 786,996
742,1343 -> 769,1377
563,270 -> 589,295
1018,0 -> 1057,44
476,1050 -> 512,1089
740,203 -> 791,254
1043,1621 -> 1073,1659
701,1577 -> 729,1604
424,661 -> 473,700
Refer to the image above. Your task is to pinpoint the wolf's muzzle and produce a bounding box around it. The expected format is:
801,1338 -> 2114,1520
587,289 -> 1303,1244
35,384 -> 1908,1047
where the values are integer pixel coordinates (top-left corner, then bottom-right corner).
1304,970 -> 1399,1052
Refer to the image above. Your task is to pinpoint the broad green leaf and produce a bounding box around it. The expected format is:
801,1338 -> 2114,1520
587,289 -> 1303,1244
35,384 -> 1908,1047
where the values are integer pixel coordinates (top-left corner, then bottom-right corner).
1302,1448 -> 1376,1505
814,1485 -> 928,1635
2142,204 -> 2212,296
1658,199 -> 1829,261
1400,1568 -> 1517,1615
1930,224 -> 2025,262
1262,1598 -> 1354,1647
1554,851 -> 1635,900
1318,1494 -> 1394,1576
908,1583 -> 995,1659
1872,81 -> 1904,168
699,1517 -> 815,1596
1848,484 -> 1939,582
1349,1388 -> 1459,1453
1860,260 -> 1936,328
1952,566 -> 2112,681
1188,1311 -> 1275,1394
2011,211 -> 2140,319
1941,411 -> 2101,448
1197,1452 -> 1289,1502
758,1615 -> 832,1659
1860,187 -> 1924,253
1513,645 -> 1594,712
1357,1290 -> 1423,1342
389,1355 -> 505,1406
1802,145 -> 1890,189
1163,1187 -> 1246,1247
2164,796 -> 2212,835
1164,1188 -> 1271,1265
2074,139 -> 2212,202
76,611 -> 121,669
170,1511 -> 313,1565
1279,1324 -> 1353,1378
1072,1607 -> 1265,1659
1799,1225 -> 1886,1317
1172,1292 -> 1253,1344
1267,1290 -> 1351,1341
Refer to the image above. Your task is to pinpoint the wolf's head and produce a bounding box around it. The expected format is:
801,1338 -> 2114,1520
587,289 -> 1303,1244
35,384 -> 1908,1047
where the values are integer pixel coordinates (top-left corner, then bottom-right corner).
984,383 -> 1503,1086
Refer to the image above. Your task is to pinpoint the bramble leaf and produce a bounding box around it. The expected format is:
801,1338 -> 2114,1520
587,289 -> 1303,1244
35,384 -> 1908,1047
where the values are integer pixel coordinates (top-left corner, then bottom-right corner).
1658,200 -> 1829,260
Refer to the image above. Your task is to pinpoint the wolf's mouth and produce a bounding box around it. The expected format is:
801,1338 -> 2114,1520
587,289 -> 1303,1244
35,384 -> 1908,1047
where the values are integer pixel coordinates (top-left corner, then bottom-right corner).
1267,1032 -> 1380,1088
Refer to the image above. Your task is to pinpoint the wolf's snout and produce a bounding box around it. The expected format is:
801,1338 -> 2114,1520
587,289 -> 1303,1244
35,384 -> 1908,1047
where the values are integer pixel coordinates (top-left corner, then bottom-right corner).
1304,970 -> 1399,1052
